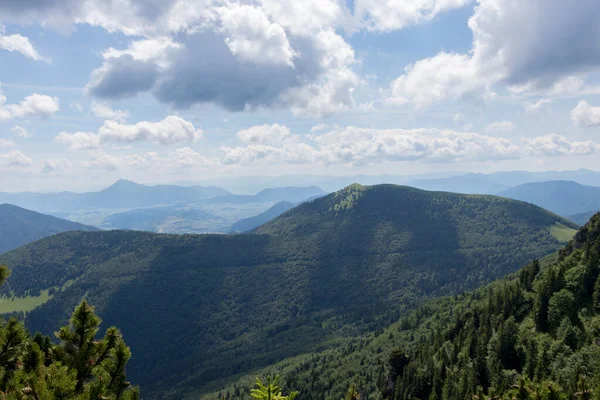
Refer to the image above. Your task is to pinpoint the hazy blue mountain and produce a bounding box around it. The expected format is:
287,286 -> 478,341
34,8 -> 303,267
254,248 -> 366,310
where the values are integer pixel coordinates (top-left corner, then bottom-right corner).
488,168 -> 600,187
0,204 -> 98,254
567,209 -> 600,225
177,169 -> 600,194
102,205 -> 221,233
0,180 -> 232,212
229,201 -> 295,232
408,173 -> 510,194
81,180 -> 232,209
408,169 -> 600,195
498,180 -> 600,217
210,186 -> 327,204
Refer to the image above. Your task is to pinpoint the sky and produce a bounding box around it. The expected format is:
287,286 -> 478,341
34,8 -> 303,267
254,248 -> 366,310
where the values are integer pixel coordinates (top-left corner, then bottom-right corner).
1,0 -> 600,192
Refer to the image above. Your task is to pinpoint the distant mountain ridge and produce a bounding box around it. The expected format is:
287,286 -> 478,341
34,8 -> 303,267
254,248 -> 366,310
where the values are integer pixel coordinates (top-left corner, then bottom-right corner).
209,186 -> 326,204
0,180 -> 232,212
0,204 -> 98,254
229,201 -> 296,232
498,180 -> 600,218
408,169 -> 600,195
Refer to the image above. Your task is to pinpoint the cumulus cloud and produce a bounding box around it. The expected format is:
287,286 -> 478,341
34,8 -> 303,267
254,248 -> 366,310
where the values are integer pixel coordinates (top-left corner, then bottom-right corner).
524,99 -> 552,113
86,55 -> 159,99
237,124 -> 293,145
18,0 -> 351,116
42,159 -> 73,174
217,4 -> 297,67
0,92 -> 60,120
356,0 -> 472,31
171,147 -> 212,167
221,124 -> 600,167
0,33 -> 48,61
55,131 -> 101,151
571,100 -> 600,128
387,0 -> 600,106
221,124 -> 524,166
523,134 -> 600,156
11,125 -> 30,138
387,52 -> 496,108
55,115 -> 202,150
0,139 -> 14,148
90,102 -> 129,122
484,120 -> 514,133
0,150 -> 32,168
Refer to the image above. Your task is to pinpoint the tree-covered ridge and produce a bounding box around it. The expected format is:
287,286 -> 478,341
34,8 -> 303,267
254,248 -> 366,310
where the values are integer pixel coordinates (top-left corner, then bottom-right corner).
0,184 -> 578,398
223,212 -> 600,400
0,264 -> 137,399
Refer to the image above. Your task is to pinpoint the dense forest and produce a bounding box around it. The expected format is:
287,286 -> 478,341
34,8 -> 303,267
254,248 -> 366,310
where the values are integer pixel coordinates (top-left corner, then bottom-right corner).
0,264 -> 138,399
215,212 -> 600,400
0,184 -> 577,398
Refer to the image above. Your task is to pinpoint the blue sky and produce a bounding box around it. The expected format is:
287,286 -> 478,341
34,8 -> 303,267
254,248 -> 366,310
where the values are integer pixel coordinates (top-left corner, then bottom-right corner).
1,0 -> 600,192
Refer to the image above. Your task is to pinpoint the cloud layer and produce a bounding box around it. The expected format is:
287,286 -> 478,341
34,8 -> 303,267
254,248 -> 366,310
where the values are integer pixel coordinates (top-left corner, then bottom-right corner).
55,115 -> 202,150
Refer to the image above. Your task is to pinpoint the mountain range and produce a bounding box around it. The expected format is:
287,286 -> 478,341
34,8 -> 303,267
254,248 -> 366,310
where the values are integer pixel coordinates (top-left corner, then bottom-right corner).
0,180 -> 327,234
0,184 -> 578,398
408,169 -> 600,195
0,204 -> 98,254
0,180 -> 232,212
498,180 -> 600,219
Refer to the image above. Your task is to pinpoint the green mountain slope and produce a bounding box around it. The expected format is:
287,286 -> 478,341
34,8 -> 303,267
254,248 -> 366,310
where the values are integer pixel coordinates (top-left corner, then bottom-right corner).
0,184 -> 577,398
220,212 -> 600,400
499,180 -> 600,218
0,203 -> 98,254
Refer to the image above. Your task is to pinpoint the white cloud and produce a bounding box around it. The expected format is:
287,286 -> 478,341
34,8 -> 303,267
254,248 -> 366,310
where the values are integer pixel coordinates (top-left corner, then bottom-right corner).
55,131 -> 101,151
237,124 -> 293,145
0,139 -> 14,148
216,4 -> 297,67
101,37 -> 182,68
11,125 -> 30,138
0,92 -> 60,120
56,1 -> 359,117
386,0 -> 600,107
222,124 -> 525,166
386,52 -> 496,108
484,120 -> 514,133
70,102 -> 84,112
55,115 -> 202,150
0,33 -> 48,61
310,123 -> 329,133
98,116 -> 202,144
42,159 -> 73,174
90,102 -> 129,122
221,124 -> 600,167
0,150 -> 32,168
523,134 -> 600,156
356,0 -> 472,31
571,100 -> 600,128
524,99 -> 552,113
171,147 -> 212,167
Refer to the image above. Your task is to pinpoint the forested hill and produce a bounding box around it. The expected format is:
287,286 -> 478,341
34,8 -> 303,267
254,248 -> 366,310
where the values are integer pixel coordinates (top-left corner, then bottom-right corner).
0,184 -> 578,398
0,203 -> 98,254
225,212 -> 600,400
